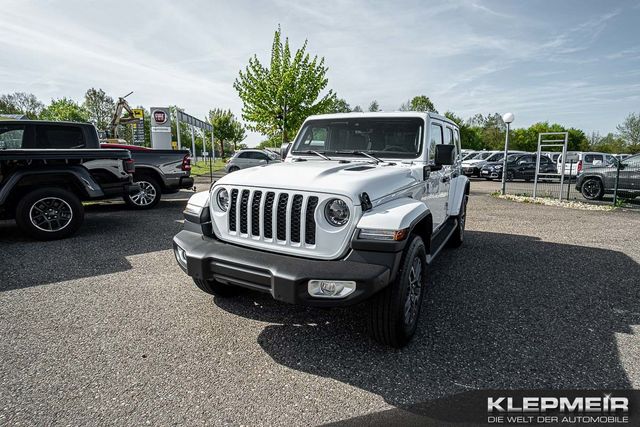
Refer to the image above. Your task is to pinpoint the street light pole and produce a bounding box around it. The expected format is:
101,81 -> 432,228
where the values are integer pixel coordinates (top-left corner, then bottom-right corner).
500,112 -> 515,196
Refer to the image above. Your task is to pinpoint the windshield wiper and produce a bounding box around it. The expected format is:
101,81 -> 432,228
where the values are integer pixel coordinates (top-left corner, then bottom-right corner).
333,150 -> 383,164
296,150 -> 331,160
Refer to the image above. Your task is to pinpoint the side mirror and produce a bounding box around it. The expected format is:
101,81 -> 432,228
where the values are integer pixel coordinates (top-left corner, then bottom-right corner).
280,143 -> 292,160
434,144 -> 455,166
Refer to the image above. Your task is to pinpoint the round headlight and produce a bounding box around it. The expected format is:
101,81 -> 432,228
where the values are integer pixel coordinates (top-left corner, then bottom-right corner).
217,188 -> 230,211
324,198 -> 350,227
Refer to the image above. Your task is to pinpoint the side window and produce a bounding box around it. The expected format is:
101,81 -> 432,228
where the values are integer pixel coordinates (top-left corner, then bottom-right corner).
36,126 -> 85,149
429,123 -> 443,161
237,152 -> 250,159
0,124 -> 25,149
454,129 -> 461,157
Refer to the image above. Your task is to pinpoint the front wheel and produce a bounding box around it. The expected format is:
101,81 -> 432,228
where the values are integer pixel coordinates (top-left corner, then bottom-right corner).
581,178 -> 604,200
124,176 -> 161,209
15,187 -> 84,240
448,192 -> 468,248
367,235 -> 428,348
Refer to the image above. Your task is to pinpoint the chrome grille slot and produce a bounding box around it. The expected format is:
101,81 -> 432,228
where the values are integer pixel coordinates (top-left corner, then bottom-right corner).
276,193 -> 289,241
239,190 -> 250,234
305,196 -> 319,244
251,191 -> 262,236
263,192 -> 275,239
229,189 -> 239,231
290,195 -> 303,243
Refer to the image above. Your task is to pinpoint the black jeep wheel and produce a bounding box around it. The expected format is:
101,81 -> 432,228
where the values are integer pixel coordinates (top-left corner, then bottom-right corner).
448,191 -> 468,248
581,177 -> 604,200
124,175 -> 161,209
15,187 -> 84,241
367,235 -> 428,348
193,278 -> 241,297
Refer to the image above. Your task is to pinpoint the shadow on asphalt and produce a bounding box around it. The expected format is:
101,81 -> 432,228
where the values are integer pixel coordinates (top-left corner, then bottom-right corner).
213,230 -> 640,408
0,197 -> 187,291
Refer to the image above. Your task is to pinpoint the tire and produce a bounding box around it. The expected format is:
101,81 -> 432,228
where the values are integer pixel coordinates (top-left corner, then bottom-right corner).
228,166 -> 239,173
15,187 -> 84,241
124,176 -> 161,209
367,235 -> 428,348
448,191 -> 468,248
580,177 -> 604,200
506,170 -> 514,181
192,278 -> 241,297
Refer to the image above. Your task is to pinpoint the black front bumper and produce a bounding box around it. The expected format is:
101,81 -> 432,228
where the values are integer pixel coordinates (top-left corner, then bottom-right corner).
173,230 -> 400,307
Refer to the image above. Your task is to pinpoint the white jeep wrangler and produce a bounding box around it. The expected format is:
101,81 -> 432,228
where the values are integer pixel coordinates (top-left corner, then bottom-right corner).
173,112 -> 469,347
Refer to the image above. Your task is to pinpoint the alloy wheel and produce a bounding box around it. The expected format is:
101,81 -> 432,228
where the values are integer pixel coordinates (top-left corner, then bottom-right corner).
29,197 -> 73,232
130,181 -> 157,206
403,256 -> 423,326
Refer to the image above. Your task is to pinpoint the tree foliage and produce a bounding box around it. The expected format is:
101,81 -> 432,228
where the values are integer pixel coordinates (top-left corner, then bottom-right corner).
0,92 -> 44,119
40,98 -> 89,122
234,26 -> 336,143
616,113 -> 640,152
368,100 -> 380,112
399,95 -> 437,113
330,98 -> 351,113
83,88 -> 115,131
209,108 -> 246,157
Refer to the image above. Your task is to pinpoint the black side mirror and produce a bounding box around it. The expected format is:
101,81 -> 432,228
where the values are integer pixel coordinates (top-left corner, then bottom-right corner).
280,143 -> 291,159
434,144 -> 455,166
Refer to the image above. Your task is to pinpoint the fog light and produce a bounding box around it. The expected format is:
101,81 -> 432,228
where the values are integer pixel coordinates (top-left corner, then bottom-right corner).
174,245 -> 188,269
308,280 -> 356,298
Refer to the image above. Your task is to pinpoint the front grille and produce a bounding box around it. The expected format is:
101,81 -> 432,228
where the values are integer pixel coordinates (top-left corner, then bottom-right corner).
226,187 -> 319,246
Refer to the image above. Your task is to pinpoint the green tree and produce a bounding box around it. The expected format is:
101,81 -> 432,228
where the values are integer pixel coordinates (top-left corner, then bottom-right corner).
0,92 -> 44,119
234,26 -> 336,143
352,105 -> 363,112
208,108 -> 246,158
368,100 -> 380,112
83,88 -> 115,131
444,111 -> 482,149
399,95 -> 437,113
40,98 -> 89,122
330,98 -> 351,113
617,113 -> 640,152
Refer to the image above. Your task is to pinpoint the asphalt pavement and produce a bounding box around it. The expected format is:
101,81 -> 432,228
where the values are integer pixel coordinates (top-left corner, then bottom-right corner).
1,183 -> 639,425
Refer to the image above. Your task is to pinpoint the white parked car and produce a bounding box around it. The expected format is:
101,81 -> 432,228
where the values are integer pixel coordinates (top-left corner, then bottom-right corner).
225,149 -> 280,173
556,151 -> 615,176
173,112 -> 470,348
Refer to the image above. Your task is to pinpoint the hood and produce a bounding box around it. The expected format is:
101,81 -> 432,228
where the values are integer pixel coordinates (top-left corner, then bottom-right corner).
483,161 -> 506,167
215,160 -> 419,203
463,159 -> 487,166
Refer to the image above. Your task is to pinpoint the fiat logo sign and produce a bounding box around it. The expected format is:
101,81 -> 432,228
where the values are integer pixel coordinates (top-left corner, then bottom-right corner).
153,110 -> 168,124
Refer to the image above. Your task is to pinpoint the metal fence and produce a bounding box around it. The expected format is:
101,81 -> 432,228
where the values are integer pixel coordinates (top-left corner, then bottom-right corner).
504,156 -> 640,209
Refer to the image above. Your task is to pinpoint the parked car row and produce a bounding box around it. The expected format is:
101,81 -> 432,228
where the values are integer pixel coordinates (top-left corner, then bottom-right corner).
0,120 -> 194,240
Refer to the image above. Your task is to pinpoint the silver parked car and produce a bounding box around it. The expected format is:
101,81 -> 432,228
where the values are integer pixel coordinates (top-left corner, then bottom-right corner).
225,149 -> 280,173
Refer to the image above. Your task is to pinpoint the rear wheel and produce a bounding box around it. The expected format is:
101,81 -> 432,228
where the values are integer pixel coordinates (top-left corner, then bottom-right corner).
192,278 -> 241,297
15,187 -> 84,240
581,177 -> 604,200
228,166 -> 239,173
124,176 -> 161,209
367,235 -> 427,348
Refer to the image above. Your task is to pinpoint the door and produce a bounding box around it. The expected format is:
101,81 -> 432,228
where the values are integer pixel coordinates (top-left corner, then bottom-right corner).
619,156 -> 640,192
423,122 -> 449,230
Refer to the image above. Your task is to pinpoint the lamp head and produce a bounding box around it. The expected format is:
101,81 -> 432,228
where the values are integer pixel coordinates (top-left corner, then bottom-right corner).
502,112 -> 515,124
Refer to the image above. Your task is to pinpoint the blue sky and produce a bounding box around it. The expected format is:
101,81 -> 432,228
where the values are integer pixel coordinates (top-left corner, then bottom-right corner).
1,0 -> 639,146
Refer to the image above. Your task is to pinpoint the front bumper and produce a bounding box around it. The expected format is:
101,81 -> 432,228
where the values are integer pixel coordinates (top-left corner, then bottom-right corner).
173,230 -> 397,307
481,169 -> 501,178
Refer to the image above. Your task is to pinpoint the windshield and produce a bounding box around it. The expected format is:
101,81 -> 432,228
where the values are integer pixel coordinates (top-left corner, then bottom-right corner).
291,117 -> 424,159
506,154 -> 524,162
461,152 -> 478,161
